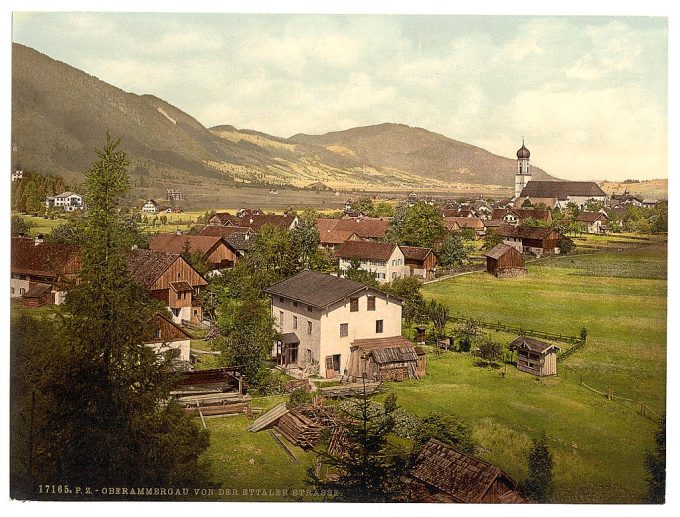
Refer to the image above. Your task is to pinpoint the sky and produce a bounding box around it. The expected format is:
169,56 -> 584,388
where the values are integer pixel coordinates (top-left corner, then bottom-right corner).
11,12 -> 668,181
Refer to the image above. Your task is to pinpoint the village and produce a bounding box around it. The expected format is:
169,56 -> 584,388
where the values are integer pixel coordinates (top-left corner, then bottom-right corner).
9,140 -> 668,503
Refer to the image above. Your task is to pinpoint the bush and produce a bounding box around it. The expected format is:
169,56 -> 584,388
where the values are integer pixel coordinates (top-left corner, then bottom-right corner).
251,368 -> 287,396
414,412 -> 476,454
289,387 -> 314,407
475,339 -> 504,365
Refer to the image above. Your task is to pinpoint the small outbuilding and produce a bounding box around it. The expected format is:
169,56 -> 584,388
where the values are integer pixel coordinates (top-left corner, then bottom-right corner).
347,335 -> 424,382
414,326 -> 427,344
509,335 -> 561,377
21,283 -> 54,308
144,312 -> 193,362
405,439 -> 524,503
485,243 -> 527,278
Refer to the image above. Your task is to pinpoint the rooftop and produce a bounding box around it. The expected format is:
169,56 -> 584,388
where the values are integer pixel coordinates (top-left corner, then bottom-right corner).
336,240 -> 398,261
509,335 -> 561,353
520,181 -> 607,200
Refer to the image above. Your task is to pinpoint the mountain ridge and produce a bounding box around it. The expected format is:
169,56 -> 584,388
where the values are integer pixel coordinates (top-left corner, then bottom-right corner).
12,42 -> 554,195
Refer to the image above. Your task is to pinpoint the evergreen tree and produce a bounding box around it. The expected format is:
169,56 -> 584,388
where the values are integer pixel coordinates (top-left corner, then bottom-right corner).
13,136 -> 212,496
307,390 -> 407,502
522,434 -> 554,502
644,413 -> 665,503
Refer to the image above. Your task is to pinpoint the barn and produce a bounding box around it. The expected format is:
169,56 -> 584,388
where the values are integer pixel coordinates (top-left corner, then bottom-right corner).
346,335 -> 425,382
405,439 -> 524,503
21,283 -> 54,308
485,243 -> 527,278
509,335 -> 561,377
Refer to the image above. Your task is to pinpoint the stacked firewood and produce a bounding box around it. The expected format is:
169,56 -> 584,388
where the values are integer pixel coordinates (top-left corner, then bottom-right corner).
274,409 -> 323,450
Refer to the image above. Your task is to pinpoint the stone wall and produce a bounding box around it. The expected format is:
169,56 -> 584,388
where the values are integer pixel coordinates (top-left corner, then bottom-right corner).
496,267 -> 528,278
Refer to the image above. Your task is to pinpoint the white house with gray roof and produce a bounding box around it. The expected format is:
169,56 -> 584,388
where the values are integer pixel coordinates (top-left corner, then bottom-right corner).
264,270 -> 403,379
45,191 -> 85,211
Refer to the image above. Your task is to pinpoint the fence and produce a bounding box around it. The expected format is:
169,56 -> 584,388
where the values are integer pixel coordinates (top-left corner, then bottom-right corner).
448,315 -> 586,360
579,380 -> 662,422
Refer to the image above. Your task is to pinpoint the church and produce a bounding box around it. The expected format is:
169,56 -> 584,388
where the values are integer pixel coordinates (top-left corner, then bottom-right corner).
513,141 -> 607,209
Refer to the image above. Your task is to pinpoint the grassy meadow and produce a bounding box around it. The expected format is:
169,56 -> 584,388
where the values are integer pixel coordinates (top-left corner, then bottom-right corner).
403,239 -> 667,502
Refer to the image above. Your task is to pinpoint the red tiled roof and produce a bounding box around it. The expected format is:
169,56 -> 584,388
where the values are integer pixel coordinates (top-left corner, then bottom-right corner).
11,237 -> 80,278
443,217 -> 484,230
333,217 -> 391,239
236,213 -> 296,232
198,225 -> 253,239
336,240 -> 398,261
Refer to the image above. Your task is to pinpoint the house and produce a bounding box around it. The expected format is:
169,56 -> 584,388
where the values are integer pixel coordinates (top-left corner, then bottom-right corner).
509,335 -> 561,377
610,191 -> 643,207
346,335 -> 425,382
11,236 -> 81,305
336,241 -> 409,283
576,211 -> 609,234
209,212 -> 239,226
234,213 -> 298,232
224,232 -> 255,255
491,208 -> 552,226
441,209 -> 473,218
127,249 -> 208,324
330,216 -> 391,241
485,244 -> 527,278
263,271 -> 403,379
405,439 -> 524,503
443,217 -> 486,237
519,181 -> 607,209
166,188 -> 183,201
494,225 -> 562,256
46,191 -> 85,212
143,312 -> 193,363
399,245 -> 438,279
142,199 -> 159,214
198,225 -> 254,240
149,232 -> 240,269
316,218 -> 362,249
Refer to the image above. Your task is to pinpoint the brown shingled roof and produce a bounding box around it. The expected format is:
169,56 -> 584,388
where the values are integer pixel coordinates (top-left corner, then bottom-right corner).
484,243 -> 516,260
409,439 -> 522,503
333,217 -> 391,239
149,233 -> 224,255
336,241 -> 398,261
444,217 -> 484,230
509,335 -> 561,353
492,208 -> 552,222
576,211 -> 608,223
520,180 -> 606,200
494,225 -> 559,240
127,249 -> 180,289
236,213 -> 296,232
399,245 -> 433,262
351,336 -> 418,364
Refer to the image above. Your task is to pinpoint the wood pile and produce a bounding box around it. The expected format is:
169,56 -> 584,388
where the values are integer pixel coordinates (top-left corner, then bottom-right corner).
173,392 -> 251,407
183,403 -> 249,416
327,427 -> 349,457
286,378 -> 313,392
274,410 -> 323,450
298,403 -> 339,427
248,402 -> 289,432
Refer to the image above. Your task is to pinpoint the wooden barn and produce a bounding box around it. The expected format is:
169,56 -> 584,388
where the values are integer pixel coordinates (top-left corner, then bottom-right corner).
347,335 -> 424,382
149,232 -> 240,270
495,225 -> 562,256
406,439 -> 524,503
485,243 -> 527,278
509,335 -> 561,377
21,283 -> 54,308
143,312 -> 193,362
399,245 -> 438,279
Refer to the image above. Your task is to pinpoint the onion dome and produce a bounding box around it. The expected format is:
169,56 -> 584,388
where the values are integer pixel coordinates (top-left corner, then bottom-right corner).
516,141 -> 530,159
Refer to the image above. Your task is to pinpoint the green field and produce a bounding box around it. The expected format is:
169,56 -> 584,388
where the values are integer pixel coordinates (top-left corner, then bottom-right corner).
405,241 -> 667,502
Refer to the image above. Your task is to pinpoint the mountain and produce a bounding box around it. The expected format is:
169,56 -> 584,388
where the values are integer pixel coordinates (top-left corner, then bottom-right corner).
289,124 -> 554,185
12,43 -> 553,197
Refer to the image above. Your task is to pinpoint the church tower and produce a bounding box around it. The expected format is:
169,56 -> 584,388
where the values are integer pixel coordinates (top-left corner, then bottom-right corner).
514,139 -> 531,198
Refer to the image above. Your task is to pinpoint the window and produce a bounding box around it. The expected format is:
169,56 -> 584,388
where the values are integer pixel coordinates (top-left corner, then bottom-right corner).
376,320 -> 384,333
279,311 -> 284,326
293,301 -> 298,308
367,296 -> 376,311
307,305 -> 313,312
279,297 -> 284,303
19,288 -> 26,295
293,316 -> 298,330
340,323 -> 348,337
307,321 -> 313,335
10,287 -> 14,295
392,272 -> 397,279
350,298 -> 359,312
155,328 -> 161,339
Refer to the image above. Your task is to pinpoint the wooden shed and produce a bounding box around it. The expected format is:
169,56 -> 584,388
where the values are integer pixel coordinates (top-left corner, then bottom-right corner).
414,326 -> 427,344
21,283 -> 54,308
347,336 -> 423,382
485,243 -> 527,278
406,439 -> 524,503
509,335 -> 561,377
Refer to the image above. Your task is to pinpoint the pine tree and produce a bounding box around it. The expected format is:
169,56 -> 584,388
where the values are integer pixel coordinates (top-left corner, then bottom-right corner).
523,434 -> 554,502
19,136 -> 212,495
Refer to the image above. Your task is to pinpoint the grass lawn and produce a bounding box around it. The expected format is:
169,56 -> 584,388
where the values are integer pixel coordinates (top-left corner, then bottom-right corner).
200,396 -> 319,501
14,214 -> 67,236
409,242 -> 667,502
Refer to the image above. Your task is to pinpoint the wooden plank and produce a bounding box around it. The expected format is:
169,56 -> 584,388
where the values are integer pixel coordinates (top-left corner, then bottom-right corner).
268,429 -> 300,464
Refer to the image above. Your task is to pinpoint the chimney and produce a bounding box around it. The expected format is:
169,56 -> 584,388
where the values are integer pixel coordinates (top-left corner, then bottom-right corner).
34,234 -> 44,246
